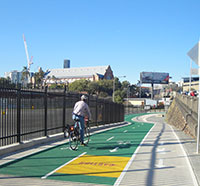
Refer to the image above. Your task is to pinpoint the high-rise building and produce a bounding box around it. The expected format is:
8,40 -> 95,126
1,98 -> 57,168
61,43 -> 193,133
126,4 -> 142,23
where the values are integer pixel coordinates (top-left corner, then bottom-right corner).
4,70 -> 22,84
63,59 -> 70,68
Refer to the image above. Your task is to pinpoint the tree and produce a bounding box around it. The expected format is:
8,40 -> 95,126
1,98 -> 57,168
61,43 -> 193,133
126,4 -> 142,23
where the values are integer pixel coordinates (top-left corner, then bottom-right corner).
114,90 -> 124,104
21,66 -> 29,86
87,81 -> 99,95
98,80 -> 113,96
128,84 -> 137,97
68,79 -> 89,93
113,77 -> 122,91
0,77 -> 15,87
121,80 -> 130,90
34,68 -> 45,88
68,79 -> 113,96
67,79 -> 135,104
0,77 -> 10,84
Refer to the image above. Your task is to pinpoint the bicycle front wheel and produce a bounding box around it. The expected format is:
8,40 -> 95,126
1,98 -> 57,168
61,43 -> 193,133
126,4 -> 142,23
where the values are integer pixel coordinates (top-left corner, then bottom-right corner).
69,130 -> 78,150
64,128 -> 68,138
84,124 -> 90,144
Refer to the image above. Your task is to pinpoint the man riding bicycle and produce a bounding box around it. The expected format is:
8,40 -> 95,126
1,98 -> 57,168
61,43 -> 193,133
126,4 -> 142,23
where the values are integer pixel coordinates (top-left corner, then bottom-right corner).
72,95 -> 91,146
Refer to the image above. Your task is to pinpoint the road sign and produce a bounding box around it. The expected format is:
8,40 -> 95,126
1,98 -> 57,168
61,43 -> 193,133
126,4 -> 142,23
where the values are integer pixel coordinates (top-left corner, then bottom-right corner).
187,41 -> 200,66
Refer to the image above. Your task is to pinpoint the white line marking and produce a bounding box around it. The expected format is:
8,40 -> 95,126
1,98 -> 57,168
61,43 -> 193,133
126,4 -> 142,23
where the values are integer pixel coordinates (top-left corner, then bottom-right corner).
41,152 -> 87,179
60,147 -> 70,150
157,148 -> 166,154
118,141 -> 123,145
84,139 -> 90,143
109,147 -> 119,152
155,159 -> 165,168
114,123 -> 156,186
136,114 -> 153,123
106,136 -> 114,141
160,141 -> 165,145
170,125 -> 199,186
124,130 -> 128,133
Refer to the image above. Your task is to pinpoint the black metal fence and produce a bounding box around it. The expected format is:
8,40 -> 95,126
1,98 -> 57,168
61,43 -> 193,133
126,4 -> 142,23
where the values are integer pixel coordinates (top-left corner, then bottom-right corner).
124,105 -> 165,115
0,86 -> 124,147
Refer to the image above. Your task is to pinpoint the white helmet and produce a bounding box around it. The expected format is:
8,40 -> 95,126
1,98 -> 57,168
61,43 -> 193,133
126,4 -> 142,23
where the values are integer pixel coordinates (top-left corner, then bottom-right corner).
81,95 -> 87,101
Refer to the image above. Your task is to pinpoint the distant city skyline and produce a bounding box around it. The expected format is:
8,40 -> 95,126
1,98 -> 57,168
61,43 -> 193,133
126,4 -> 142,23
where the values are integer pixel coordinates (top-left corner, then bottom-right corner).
1,0 -> 200,84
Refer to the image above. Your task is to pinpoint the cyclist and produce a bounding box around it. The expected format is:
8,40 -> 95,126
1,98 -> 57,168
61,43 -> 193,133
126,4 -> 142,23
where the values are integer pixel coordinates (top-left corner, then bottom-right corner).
72,95 -> 91,146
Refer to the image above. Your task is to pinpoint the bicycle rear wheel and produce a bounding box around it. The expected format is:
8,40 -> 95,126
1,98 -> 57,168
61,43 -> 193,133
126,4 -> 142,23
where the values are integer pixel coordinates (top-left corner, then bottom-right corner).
69,128 -> 78,150
84,124 -> 90,144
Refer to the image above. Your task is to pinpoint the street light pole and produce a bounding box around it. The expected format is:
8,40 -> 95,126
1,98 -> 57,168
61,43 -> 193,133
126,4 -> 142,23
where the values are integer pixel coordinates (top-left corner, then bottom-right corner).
112,76 -> 126,102
187,40 -> 200,153
127,85 -> 130,114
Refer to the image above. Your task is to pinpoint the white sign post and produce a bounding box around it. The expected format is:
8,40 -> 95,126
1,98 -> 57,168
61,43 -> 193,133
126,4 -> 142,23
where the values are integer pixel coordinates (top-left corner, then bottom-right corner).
187,41 -> 200,153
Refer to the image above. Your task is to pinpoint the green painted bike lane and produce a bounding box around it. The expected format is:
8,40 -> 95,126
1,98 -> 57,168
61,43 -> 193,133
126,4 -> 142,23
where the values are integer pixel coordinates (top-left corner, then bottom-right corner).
0,113 -> 154,185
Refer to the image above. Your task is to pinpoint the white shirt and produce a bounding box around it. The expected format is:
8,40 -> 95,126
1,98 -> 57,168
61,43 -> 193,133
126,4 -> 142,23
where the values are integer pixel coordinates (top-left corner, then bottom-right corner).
73,100 -> 91,119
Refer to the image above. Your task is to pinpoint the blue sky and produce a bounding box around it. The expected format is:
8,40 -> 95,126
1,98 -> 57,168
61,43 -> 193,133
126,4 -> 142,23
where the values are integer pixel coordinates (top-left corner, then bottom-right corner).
0,0 -> 200,84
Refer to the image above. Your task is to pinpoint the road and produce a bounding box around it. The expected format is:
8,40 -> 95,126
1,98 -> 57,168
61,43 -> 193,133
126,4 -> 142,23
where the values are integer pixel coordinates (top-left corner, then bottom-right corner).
0,113 -> 199,186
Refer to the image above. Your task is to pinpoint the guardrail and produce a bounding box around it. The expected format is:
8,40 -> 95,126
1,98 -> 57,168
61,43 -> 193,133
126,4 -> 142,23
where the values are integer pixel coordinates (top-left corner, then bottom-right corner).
176,93 -> 198,114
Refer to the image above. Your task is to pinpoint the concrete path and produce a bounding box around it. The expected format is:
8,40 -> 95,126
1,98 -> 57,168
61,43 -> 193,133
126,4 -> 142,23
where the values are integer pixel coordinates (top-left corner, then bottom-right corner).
117,114 -> 199,186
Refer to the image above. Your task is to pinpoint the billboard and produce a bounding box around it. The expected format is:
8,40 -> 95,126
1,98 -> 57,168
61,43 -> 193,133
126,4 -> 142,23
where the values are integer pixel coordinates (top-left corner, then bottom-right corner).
140,72 -> 169,84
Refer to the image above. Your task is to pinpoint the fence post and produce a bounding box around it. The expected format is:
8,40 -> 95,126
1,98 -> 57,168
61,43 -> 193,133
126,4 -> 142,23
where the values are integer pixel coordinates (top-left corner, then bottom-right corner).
44,86 -> 48,136
63,85 -> 66,132
95,96 -> 98,126
112,102 -> 114,123
103,99 -> 106,124
17,85 -> 21,143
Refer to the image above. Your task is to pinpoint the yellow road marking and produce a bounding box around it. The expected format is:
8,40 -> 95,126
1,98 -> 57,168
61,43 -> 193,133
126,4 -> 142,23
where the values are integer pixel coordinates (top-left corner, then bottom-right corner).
41,152 -> 87,179
56,155 -> 130,178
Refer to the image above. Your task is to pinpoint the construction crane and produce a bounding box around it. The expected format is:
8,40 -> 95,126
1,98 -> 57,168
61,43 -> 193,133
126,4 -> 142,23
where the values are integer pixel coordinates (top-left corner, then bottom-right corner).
23,34 -> 33,72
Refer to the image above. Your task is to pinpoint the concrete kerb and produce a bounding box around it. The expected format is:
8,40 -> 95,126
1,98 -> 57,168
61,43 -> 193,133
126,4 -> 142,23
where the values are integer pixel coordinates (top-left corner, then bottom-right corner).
170,125 -> 200,186
0,121 -> 129,166
0,134 -> 63,156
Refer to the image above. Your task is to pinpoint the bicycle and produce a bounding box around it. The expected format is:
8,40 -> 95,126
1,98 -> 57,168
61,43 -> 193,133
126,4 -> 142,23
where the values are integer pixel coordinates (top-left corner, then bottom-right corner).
64,117 -> 90,150
84,117 -> 90,144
